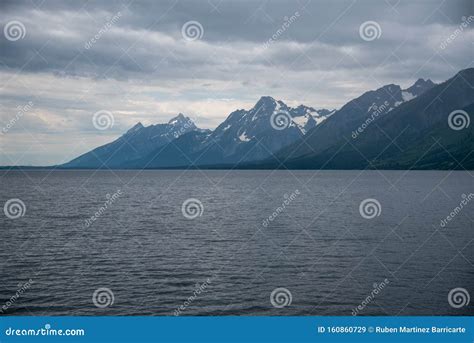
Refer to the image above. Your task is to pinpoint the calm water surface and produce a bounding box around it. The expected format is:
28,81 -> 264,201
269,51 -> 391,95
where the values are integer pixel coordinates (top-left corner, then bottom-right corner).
1,170 -> 473,316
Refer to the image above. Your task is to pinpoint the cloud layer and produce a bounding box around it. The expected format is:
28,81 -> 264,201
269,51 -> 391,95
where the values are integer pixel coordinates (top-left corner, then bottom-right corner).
0,0 -> 473,165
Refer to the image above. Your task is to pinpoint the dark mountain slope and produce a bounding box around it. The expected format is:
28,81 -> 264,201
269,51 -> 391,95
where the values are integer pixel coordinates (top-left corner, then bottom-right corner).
263,68 -> 473,170
274,78 -> 436,163
63,114 -> 199,168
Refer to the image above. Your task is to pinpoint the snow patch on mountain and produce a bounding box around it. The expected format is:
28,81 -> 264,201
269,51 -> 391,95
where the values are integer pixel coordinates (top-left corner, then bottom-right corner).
291,115 -> 310,127
238,132 -> 251,142
401,91 -> 415,102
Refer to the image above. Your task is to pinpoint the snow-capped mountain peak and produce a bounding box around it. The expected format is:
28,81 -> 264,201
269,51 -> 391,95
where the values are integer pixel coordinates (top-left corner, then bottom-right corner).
203,97 -> 334,158
168,113 -> 195,127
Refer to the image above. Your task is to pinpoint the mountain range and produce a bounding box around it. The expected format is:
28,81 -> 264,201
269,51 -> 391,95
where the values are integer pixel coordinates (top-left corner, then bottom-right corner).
62,68 -> 474,170
64,97 -> 335,168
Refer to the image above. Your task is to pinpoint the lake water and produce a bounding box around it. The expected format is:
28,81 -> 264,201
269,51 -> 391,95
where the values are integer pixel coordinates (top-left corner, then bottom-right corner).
1,170 -> 473,316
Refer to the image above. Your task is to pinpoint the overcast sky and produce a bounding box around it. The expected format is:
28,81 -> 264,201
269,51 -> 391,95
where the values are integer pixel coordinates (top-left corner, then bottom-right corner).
0,0 -> 472,165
